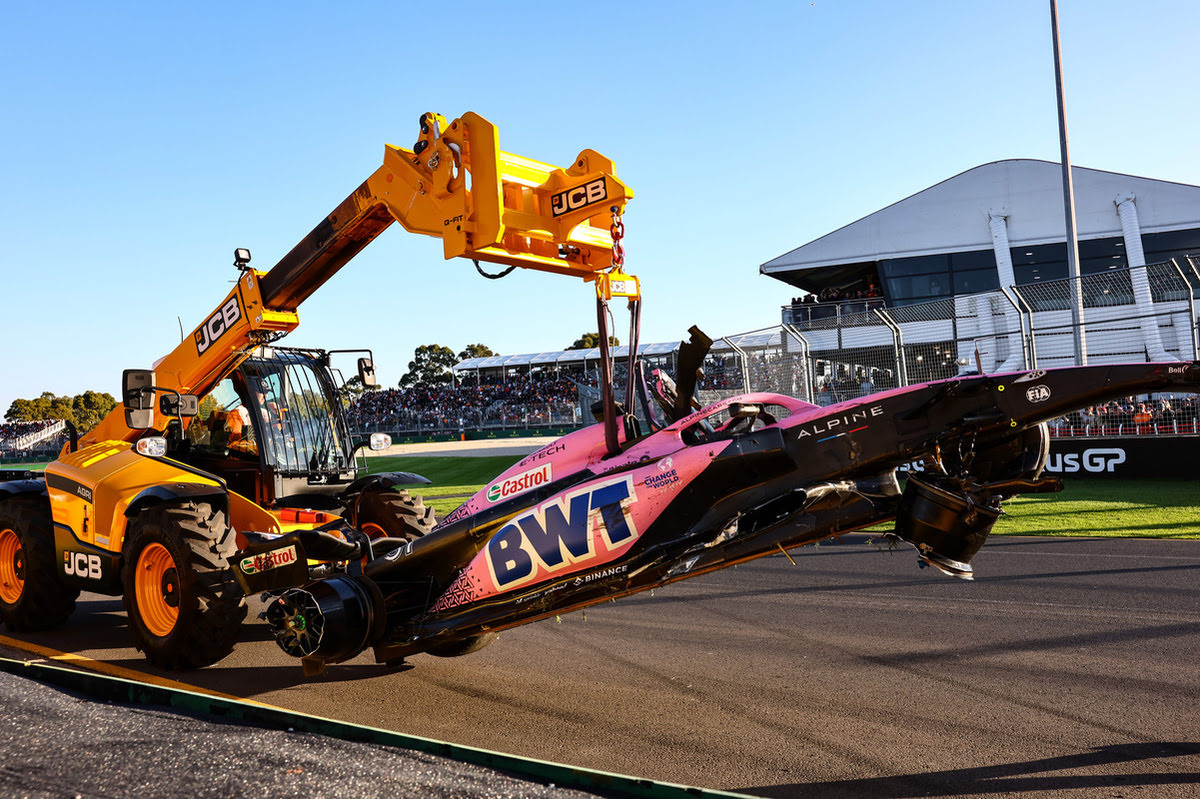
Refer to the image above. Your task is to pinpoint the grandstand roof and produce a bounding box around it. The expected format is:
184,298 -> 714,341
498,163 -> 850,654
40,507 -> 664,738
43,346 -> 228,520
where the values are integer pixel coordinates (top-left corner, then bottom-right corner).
714,331 -> 780,350
761,159 -> 1200,276
454,341 -> 683,372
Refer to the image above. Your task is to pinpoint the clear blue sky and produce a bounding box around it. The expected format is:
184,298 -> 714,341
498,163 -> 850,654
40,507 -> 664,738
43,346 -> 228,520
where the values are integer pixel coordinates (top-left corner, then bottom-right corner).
2,1 -> 1198,414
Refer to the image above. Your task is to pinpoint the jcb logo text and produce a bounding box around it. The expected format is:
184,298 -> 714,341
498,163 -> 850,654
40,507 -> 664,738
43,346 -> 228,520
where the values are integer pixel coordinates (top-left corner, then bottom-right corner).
550,178 -> 607,217
195,297 -> 241,355
64,551 -> 102,580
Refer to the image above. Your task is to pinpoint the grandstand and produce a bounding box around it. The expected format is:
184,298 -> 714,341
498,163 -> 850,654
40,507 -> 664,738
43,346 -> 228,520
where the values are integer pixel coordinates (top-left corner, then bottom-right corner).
0,420 -> 66,459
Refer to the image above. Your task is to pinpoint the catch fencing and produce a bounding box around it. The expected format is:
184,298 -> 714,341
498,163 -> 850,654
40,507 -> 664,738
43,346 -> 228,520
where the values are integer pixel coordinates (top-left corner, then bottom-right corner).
352,257 -> 1200,439
726,257 -> 1200,408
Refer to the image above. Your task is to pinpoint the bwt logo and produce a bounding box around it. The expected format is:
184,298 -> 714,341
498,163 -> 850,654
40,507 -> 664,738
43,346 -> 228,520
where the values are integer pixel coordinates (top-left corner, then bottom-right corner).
64,551 -> 102,580
1045,448 -> 1127,474
486,477 -> 638,591
195,296 -> 241,355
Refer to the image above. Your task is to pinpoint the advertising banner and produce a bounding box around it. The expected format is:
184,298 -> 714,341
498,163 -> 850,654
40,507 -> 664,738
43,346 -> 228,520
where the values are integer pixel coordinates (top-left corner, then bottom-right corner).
1045,437 -> 1200,479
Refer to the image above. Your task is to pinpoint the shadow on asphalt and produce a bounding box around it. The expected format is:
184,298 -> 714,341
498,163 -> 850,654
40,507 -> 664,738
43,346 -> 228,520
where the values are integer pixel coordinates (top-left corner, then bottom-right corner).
748,741 -> 1200,798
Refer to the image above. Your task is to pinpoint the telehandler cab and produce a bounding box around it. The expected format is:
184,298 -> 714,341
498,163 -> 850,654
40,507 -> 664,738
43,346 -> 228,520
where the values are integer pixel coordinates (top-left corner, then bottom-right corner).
0,112 -> 635,669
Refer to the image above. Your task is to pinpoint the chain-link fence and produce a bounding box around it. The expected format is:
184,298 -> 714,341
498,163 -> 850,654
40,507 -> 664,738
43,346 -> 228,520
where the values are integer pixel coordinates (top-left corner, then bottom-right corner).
738,257 -> 1200,401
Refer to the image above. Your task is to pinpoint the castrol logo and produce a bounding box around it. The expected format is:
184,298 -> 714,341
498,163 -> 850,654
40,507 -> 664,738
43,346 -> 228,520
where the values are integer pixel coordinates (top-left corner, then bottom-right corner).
486,463 -> 552,503
239,545 -> 298,575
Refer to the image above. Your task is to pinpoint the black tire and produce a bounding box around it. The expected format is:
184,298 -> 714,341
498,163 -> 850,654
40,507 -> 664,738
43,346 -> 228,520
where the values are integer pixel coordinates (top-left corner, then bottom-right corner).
425,632 -> 498,658
121,501 -> 246,670
0,495 -> 78,631
353,489 -> 436,542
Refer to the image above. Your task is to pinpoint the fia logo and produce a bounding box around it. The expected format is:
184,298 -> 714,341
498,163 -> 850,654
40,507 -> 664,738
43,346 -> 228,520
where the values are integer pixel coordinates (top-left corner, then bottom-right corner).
64,551 -> 102,580
195,297 -> 242,355
550,177 -> 607,218
1025,385 -> 1051,403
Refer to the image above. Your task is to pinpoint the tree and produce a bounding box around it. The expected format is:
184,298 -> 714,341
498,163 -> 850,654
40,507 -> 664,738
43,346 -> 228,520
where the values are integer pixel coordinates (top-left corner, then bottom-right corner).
566,332 -> 620,350
5,397 -> 40,423
341,375 -> 379,401
398,344 -> 457,389
72,391 -> 117,433
457,343 -> 496,361
6,392 -> 75,426
5,390 -> 116,434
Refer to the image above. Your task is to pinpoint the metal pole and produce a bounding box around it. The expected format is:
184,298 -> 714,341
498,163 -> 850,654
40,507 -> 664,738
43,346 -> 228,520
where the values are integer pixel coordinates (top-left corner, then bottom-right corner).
1050,0 -> 1087,365
1169,258 -> 1198,360
873,307 -> 907,387
720,336 -> 751,394
781,323 -> 815,403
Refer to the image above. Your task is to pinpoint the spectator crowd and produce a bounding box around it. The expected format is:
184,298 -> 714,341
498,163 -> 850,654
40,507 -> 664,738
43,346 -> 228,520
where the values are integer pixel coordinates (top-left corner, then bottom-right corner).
347,372 -> 581,432
1049,396 -> 1200,437
791,283 -> 882,307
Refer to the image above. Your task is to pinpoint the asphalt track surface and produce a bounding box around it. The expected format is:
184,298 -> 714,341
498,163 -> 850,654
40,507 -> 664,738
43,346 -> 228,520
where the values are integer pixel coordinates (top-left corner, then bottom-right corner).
4,531 -> 1199,798
3,441 -> 1199,796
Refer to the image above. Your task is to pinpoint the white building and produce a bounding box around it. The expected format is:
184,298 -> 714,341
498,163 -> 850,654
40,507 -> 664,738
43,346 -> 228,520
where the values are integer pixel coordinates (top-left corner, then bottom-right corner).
762,159 -> 1200,307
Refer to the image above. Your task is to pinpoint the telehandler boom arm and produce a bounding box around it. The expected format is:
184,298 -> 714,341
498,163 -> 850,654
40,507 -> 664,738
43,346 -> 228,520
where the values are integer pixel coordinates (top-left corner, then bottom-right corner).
83,112 -> 633,446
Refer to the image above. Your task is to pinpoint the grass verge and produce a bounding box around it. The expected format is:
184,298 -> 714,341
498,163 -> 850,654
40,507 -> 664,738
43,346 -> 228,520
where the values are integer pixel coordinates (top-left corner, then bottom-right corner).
993,479 -> 1200,539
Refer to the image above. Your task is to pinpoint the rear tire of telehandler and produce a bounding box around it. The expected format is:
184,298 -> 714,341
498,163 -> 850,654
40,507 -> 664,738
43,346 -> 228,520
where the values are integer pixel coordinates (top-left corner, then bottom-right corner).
121,501 -> 246,670
354,490 -> 436,542
0,495 -> 79,631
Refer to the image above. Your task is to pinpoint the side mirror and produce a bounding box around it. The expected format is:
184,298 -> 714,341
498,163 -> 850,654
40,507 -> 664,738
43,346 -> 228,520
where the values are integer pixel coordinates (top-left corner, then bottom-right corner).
160,394 -> 200,417
357,357 -> 377,388
123,369 -> 156,430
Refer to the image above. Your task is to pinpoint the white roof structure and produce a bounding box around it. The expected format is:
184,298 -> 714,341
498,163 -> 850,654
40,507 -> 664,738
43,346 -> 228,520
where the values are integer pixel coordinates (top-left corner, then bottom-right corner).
761,159 -> 1200,276
454,341 -> 684,373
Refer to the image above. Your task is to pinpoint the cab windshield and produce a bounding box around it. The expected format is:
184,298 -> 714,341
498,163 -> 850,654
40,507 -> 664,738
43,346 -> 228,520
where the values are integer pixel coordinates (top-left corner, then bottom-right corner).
240,351 -> 351,474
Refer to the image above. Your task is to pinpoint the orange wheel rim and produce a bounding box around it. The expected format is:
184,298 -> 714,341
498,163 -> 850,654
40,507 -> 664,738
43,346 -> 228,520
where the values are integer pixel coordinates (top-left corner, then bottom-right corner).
0,527 -> 23,605
360,522 -> 387,540
135,542 -> 180,637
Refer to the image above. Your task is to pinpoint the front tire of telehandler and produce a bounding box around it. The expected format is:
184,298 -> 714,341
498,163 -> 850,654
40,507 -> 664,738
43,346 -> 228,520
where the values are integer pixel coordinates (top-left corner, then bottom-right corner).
121,501 -> 246,670
0,495 -> 79,631
354,489 -> 437,542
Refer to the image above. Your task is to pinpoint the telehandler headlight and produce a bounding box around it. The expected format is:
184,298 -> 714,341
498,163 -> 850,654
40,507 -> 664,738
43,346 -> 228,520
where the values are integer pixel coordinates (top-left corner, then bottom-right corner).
369,433 -> 392,451
135,437 -> 168,457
